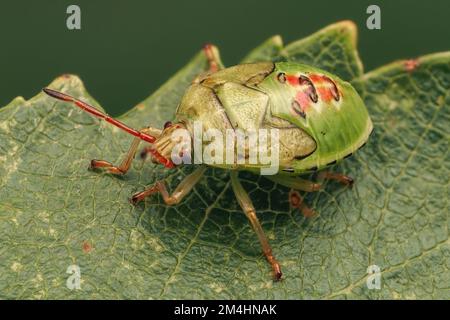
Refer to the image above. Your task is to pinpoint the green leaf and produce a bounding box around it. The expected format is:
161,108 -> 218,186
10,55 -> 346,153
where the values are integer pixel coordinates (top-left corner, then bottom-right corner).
0,22 -> 448,299
281,20 -> 363,81
240,35 -> 283,64
120,50 -> 210,128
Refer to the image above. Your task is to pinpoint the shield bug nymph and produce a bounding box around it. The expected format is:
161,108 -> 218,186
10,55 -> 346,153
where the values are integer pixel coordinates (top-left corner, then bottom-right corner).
43,44 -> 373,280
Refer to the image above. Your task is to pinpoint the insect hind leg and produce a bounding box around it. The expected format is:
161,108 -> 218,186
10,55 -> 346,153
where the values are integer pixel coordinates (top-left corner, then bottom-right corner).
289,189 -> 316,218
90,127 -> 161,175
230,172 -> 282,281
317,171 -> 354,186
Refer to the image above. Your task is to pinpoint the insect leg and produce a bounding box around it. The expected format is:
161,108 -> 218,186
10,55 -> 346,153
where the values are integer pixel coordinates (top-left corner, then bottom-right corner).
90,127 -> 162,175
318,171 -> 354,186
289,189 -> 316,218
130,166 -> 207,204
230,172 -> 282,281
203,43 -> 224,73
266,175 -> 321,192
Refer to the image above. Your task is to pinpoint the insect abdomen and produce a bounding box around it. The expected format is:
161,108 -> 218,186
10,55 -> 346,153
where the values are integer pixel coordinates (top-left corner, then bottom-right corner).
259,62 -> 373,173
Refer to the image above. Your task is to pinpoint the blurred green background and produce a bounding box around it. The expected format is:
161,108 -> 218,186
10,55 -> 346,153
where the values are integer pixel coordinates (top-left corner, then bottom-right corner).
1,0 -> 449,115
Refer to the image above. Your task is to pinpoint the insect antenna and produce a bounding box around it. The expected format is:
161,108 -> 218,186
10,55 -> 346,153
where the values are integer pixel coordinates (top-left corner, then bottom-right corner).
42,88 -> 156,143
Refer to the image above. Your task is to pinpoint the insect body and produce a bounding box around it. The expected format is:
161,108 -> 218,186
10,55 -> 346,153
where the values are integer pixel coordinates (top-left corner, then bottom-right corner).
43,45 -> 372,280
175,61 -> 372,174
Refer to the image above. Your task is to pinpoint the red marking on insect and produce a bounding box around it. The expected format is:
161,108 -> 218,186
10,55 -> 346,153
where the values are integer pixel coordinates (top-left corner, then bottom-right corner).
82,241 -> 92,253
286,75 -> 299,86
292,100 -> 305,118
299,76 -> 318,103
308,74 -> 340,102
308,74 -> 323,83
404,59 -> 419,72
295,91 -> 311,111
316,87 -> 333,102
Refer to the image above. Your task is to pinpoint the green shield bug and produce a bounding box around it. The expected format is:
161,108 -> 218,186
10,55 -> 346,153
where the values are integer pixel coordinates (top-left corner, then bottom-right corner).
43,44 -> 373,281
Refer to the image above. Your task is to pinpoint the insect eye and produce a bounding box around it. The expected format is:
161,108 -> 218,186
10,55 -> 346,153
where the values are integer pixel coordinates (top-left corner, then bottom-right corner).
164,121 -> 172,129
277,72 -> 286,83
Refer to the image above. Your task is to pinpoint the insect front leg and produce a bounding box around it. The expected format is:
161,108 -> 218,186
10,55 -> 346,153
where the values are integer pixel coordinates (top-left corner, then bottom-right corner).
90,127 -> 162,175
130,166 -> 207,204
230,172 -> 282,281
317,171 -> 354,186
